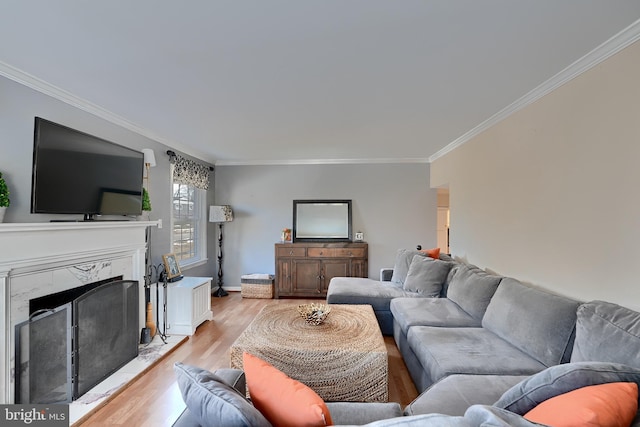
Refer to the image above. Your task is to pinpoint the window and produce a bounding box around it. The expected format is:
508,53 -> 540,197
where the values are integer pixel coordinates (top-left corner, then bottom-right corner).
172,182 -> 207,267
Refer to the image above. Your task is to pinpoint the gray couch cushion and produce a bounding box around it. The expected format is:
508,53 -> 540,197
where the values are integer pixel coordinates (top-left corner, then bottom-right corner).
406,326 -> 546,388
390,249 -> 426,285
390,298 -> 479,335
172,407 -> 202,427
327,277 -> 422,311
404,374 -> 528,416
445,264 -> 502,321
326,402 -> 402,425
495,362 -> 640,415
212,368 -> 247,394
482,278 -> 580,367
439,253 -> 455,262
341,406 -> 543,427
402,256 -> 454,296
174,363 -> 271,427
571,301 -> 640,367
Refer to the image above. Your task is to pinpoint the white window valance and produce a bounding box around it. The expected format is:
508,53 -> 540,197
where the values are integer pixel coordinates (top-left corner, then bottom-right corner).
171,154 -> 210,190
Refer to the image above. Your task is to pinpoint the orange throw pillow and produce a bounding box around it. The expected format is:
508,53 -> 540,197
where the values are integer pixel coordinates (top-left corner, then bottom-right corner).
420,247 -> 440,259
243,352 -> 333,427
524,382 -> 638,427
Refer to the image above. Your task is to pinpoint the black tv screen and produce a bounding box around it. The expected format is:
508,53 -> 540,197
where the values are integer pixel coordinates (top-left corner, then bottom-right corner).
31,118 -> 144,220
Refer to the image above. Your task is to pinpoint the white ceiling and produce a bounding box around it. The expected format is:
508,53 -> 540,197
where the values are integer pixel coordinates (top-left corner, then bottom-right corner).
2,1 -> 640,165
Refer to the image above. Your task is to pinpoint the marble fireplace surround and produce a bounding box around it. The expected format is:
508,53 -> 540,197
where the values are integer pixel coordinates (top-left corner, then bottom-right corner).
0,221 -> 159,404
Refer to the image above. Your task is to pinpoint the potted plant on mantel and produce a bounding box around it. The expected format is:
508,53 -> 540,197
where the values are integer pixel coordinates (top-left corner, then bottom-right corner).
141,187 -> 152,220
0,171 -> 10,223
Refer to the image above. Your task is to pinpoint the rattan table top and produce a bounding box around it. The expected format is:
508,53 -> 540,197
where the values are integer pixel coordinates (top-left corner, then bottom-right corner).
230,303 -> 388,402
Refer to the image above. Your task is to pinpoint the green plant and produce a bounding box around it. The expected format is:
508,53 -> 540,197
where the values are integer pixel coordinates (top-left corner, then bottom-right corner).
142,187 -> 152,211
0,172 -> 10,208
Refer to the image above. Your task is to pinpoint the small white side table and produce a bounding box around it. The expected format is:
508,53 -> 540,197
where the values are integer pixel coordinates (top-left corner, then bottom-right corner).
155,276 -> 213,335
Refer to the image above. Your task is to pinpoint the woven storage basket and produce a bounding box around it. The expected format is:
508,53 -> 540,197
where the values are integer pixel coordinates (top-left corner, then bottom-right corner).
241,274 -> 274,299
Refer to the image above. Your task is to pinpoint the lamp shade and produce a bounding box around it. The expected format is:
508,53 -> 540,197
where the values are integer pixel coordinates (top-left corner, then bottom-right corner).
142,148 -> 157,167
209,205 -> 233,223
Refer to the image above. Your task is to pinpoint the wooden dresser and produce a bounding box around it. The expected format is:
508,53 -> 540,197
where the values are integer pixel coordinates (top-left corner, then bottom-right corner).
275,242 -> 368,298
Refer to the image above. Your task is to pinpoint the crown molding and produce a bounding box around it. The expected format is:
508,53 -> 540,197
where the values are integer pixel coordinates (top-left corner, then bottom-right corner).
0,65 -> 424,167
0,61 -> 427,167
429,18 -> 640,164
0,60 -> 214,163
214,157 -> 430,166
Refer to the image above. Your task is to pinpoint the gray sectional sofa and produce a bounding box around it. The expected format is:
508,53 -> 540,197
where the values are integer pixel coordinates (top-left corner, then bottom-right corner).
173,249 -> 640,426
324,249 -> 640,424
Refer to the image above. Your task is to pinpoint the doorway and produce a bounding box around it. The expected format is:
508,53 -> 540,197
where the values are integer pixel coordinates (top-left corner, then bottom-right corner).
436,188 -> 450,254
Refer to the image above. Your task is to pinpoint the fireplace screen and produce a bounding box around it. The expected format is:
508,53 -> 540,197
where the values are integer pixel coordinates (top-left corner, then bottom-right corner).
74,280 -> 139,397
15,304 -> 73,404
15,280 -> 139,403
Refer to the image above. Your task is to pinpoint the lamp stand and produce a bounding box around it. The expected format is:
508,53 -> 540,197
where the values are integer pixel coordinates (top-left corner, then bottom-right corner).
214,223 -> 229,297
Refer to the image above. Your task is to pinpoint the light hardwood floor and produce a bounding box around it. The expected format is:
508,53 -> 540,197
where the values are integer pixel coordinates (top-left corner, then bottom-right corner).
79,293 -> 418,426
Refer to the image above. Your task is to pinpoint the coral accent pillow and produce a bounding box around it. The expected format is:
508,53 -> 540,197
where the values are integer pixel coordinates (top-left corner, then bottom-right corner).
524,382 -> 638,427
243,352 -> 333,427
420,247 -> 440,259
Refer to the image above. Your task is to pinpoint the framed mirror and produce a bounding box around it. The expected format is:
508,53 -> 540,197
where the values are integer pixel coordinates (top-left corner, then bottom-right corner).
292,199 -> 352,243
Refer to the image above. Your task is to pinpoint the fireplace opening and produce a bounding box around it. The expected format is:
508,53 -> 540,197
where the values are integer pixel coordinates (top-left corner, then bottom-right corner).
29,276 -> 123,315
15,279 -> 139,404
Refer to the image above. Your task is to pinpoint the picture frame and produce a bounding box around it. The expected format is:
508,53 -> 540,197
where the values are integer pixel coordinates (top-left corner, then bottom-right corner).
162,253 -> 182,281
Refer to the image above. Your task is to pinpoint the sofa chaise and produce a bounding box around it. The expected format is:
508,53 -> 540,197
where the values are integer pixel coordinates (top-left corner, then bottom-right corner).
327,250 -> 461,335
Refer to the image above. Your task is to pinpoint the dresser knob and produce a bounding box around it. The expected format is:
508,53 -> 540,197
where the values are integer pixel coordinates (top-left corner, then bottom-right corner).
289,250 -> 294,255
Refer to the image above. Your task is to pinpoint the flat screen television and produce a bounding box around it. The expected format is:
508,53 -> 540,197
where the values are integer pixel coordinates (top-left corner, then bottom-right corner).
292,200 -> 352,242
31,117 -> 144,220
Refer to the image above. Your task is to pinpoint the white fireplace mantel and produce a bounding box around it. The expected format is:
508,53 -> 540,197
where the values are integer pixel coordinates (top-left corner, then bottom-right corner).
0,221 -> 159,404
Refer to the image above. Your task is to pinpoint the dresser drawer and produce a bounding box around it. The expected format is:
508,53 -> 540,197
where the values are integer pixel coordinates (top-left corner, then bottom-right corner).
307,248 -> 336,257
334,248 -> 366,258
276,247 -> 306,257
307,248 -> 366,258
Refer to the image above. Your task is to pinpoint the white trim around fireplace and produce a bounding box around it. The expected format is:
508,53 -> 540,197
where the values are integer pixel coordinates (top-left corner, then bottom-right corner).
0,221 -> 159,404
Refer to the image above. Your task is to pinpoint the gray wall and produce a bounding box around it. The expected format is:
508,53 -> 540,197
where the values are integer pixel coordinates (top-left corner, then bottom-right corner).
215,163 -> 437,287
0,75 -> 216,279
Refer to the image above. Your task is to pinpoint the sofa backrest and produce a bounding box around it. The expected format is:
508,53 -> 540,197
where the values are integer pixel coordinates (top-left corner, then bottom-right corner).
482,278 -> 581,367
445,264 -> 502,320
390,249 -> 456,286
390,249 -> 425,285
438,257 -> 458,297
571,301 -> 640,369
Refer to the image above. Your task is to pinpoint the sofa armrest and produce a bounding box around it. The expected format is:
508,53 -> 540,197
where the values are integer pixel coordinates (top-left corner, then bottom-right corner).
326,402 -> 402,425
380,268 -> 394,282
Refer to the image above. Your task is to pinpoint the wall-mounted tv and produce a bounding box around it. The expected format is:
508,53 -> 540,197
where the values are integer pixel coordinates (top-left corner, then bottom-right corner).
31,117 -> 144,220
293,200 -> 352,242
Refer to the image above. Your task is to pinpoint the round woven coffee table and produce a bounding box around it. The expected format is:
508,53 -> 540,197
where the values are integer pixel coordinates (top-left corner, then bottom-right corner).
230,303 -> 388,402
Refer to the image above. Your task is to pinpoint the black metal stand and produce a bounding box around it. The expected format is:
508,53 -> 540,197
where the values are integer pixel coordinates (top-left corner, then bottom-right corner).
155,265 -> 168,344
215,223 -> 228,297
140,227 -> 153,344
